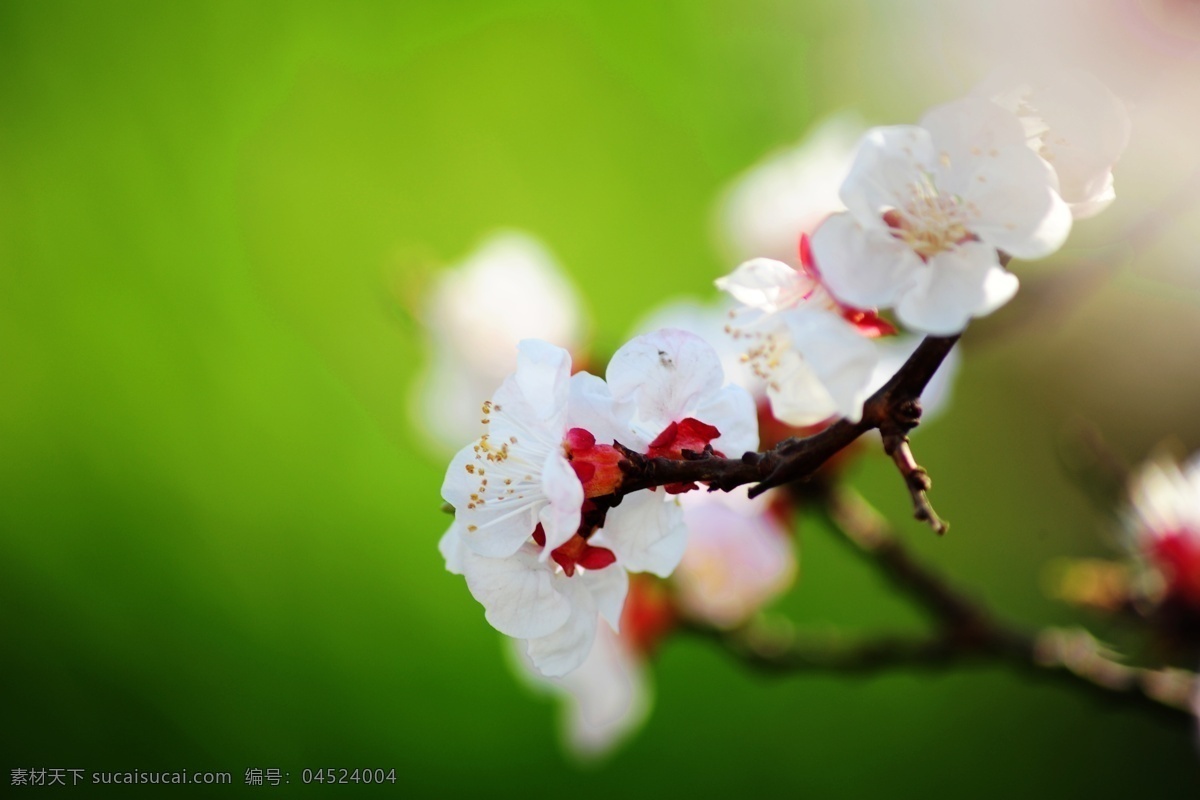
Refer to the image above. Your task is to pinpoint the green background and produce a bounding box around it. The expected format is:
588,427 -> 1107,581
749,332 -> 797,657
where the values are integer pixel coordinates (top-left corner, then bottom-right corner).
3,1 -> 1199,796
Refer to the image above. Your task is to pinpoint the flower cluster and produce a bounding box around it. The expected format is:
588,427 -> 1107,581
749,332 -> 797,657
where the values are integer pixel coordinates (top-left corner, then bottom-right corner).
440,331 -> 757,677
422,67 -> 1132,757
716,73 -> 1128,426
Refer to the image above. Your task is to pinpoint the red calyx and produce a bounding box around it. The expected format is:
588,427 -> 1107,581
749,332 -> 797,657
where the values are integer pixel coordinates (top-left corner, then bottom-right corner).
565,427 -> 625,498
647,418 -> 721,460
646,418 -> 723,493
533,525 -> 617,577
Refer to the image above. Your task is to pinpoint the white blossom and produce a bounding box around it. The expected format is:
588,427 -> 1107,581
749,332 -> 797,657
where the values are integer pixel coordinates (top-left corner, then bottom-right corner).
441,339 -> 588,558
591,329 -> 759,577
719,114 -> 863,264
441,331 -> 758,675
811,97 -> 1073,335
508,623 -> 650,760
1125,452 -> 1200,610
977,70 -> 1130,219
440,525 -> 628,677
1127,453 -> 1200,549
632,298 -> 762,396
716,256 -> 884,426
674,488 -> 796,628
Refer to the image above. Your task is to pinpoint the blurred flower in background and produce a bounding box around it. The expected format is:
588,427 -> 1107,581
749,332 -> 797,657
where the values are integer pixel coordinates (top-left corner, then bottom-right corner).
717,114 -> 863,266
412,231 -> 586,452
509,576 -> 673,761
674,487 -> 796,629
973,69 -> 1131,219
1127,451 -> 1200,613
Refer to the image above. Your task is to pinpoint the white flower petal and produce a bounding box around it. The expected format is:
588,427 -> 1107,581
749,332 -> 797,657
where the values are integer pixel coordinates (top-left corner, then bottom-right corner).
810,212 -> 923,310
526,581 -> 599,677
839,125 -> 938,230
492,339 -> 572,433
607,329 -> 725,433
764,348 -> 838,427
1030,71 -> 1130,212
427,231 -> 584,383
567,371 -> 635,446
444,442 -> 541,558
692,384 -> 759,457
439,523 -> 468,576
919,96 -> 1029,185
1065,173 -> 1114,221
593,492 -> 688,578
440,441 -> 477,507
784,310 -> 879,423
676,490 -> 797,628
462,546 -> 572,639
538,451 -> 584,555
556,625 -> 649,759
581,564 -> 629,633
714,258 -> 810,313
959,146 -> 1072,260
412,354 -> 500,453
506,625 -> 649,760
719,113 -> 862,263
632,298 -> 762,396
895,243 -> 1018,335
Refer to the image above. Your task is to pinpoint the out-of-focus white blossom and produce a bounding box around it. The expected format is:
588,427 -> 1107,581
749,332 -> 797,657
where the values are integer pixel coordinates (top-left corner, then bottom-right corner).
674,487 -> 796,628
414,232 -> 586,450
1126,452 -> 1200,610
719,114 -> 863,264
812,97 -> 1073,335
509,622 -> 650,761
976,70 -> 1130,219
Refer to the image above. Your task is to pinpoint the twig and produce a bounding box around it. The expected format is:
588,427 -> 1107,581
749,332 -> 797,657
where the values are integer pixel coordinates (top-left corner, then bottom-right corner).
688,621 -> 1196,719
882,430 -> 948,535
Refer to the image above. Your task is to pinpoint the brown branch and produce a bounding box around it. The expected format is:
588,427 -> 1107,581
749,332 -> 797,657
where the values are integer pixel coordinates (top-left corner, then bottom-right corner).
684,622 -> 971,674
605,334 -> 961,506
824,487 -> 983,631
690,487 -> 1198,719
687,621 -> 1196,721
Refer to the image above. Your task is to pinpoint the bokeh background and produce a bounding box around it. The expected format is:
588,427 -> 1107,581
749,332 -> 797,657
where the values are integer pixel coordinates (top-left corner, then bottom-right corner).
3,0 -> 1200,795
